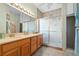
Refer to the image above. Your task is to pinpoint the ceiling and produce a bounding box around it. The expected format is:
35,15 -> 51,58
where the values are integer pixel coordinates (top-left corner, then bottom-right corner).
34,3 -> 63,13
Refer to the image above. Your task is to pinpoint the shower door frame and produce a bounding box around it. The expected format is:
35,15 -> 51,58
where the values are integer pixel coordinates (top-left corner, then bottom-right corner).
39,16 -> 63,48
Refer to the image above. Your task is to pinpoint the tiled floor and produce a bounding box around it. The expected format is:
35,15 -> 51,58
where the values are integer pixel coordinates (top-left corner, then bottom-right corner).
33,46 -> 76,56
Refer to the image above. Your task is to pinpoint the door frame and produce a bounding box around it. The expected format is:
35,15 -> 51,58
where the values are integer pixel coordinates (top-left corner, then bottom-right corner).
66,16 -> 75,49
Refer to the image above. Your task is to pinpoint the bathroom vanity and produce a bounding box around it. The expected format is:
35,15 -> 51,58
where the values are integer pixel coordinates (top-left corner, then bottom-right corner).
0,33 -> 43,56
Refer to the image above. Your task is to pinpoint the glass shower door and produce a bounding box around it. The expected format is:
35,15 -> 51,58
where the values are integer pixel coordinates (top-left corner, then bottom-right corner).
48,17 -> 62,48
39,18 -> 49,45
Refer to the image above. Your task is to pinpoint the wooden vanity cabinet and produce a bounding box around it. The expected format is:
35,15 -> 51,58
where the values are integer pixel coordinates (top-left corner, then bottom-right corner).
2,41 -> 20,56
0,34 -> 43,56
0,45 -> 2,56
18,38 -> 30,56
30,36 -> 37,55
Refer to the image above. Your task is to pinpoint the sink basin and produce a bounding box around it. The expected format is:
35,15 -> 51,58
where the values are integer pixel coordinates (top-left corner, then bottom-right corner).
6,33 -> 15,37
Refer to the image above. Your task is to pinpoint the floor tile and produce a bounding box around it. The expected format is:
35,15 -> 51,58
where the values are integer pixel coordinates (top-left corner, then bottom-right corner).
33,46 -> 75,56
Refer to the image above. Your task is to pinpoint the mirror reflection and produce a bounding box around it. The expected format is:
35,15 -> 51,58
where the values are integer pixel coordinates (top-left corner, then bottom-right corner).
0,3 -> 38,38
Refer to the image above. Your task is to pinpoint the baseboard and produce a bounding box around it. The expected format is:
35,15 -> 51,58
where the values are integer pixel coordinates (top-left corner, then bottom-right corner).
42,44 -> 64,51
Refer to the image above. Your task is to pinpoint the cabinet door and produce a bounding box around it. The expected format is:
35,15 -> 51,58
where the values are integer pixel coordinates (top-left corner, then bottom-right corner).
40,35 -> 43,46
31,43 -> 37,55
21,45 -> 30,56
31,37 -> 37,44
31,36 -> 37,55
3,48 -> 20,56
37,35 -> 43,48
0,45 -> 2,56
37,36 -> 41,48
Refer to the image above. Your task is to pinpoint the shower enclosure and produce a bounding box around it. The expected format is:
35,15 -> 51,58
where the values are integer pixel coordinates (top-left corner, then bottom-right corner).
39,15 -> 63,48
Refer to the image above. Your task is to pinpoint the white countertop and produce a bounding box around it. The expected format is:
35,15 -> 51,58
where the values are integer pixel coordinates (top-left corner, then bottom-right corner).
0,33 -> 42,45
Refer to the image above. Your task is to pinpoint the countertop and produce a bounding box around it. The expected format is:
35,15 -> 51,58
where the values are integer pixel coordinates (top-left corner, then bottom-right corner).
0,33 -> 42,45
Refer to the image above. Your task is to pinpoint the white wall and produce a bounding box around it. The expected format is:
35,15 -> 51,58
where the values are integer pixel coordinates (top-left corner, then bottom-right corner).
61,4 -> 67,49
66,3 -> 74,15
0,4 -> 8,33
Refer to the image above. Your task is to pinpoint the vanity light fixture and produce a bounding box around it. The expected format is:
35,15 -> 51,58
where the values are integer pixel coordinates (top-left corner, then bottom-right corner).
19,5 -> 23,10
8,3 -> 35,18
14,3 -> 19,8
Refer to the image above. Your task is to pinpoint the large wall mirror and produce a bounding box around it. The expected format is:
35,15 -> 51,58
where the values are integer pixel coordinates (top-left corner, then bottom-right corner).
21,13 -> 37,33
5,4 -> 37,33
5,5 -> 21,33
0,4 -> 37,34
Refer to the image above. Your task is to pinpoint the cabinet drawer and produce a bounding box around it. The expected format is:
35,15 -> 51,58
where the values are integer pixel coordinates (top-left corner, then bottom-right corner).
0,45 -> 2,56
39,35 -> 43,39
3,48 -> 20,56
19,39 -> 28,45
18,38 -> 30,46
2,41 -> 18,53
